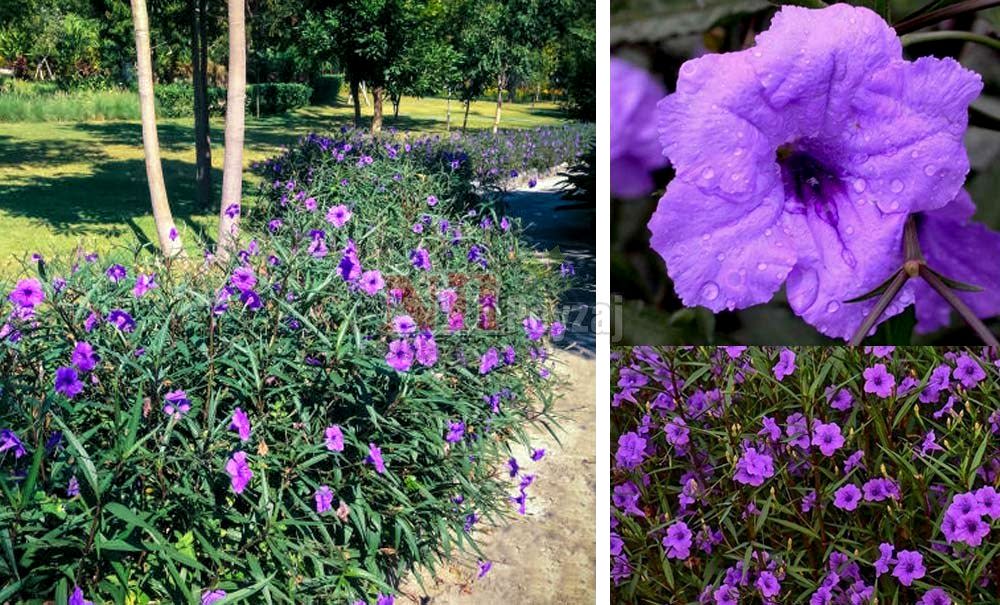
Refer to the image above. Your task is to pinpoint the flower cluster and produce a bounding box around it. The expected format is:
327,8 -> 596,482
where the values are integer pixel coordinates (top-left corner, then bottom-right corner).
612,346 -> 1000,603
0,125 -> 576,603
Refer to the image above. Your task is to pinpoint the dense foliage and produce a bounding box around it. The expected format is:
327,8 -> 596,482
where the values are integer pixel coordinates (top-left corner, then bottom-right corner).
0,125 -> 588,603
155,82 -> 312,118
611,346 -> 1000,604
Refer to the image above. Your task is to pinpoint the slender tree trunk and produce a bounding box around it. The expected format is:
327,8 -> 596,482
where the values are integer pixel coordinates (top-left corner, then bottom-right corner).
492,78 -> 503,134
130,0 -> 183,257
371,85 -> 384,134
191,0 -> 212,211
392,98 -> 399,119
350,77 -> 361,128
533,84 -> 539,108
360,81 -> 371,107
462,99 -> 470,132
445,91 -> 451,132
217,0 -> 245,261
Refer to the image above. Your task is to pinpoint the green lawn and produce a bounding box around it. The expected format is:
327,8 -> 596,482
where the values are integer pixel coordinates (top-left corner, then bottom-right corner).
0,96 -> 566,273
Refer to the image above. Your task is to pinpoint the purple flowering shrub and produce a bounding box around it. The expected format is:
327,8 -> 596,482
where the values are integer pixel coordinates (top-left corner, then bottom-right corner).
612,346 -> 1000,604
0,127 -> 579,603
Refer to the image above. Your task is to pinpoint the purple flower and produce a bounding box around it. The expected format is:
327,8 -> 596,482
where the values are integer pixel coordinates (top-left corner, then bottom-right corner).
918,430 -> 944,457
326,204 -> 352,227
530,448 -> 545,461
105,264 -> 127,283
201,590 -> 227,605
133,273 -> 157,298
615,432 -> 647,470
843,449 -> 864,473
54,366 -> 83,399
392,315 -> 416,335
438,289 -> 457,313
230,407 -> 251,442
376,594 -> 394,605
163,389 -> 190,417
863,364 -> 895,398
953,353 -> 985,389
862,477 -> 899,502
811,422 -> 844,456
772,348 -> 796,381
613,480 -> 644,517
508,457 -> 519,477
826,386 -> 853,411
426,195 -> 438,206
833,484 -> 862,511
549,321 -> 565,339
107,309 -> 135,332
224,203 -> 240,219
664,417 -> 689,447
976,486 -> 1000,519
479,347 -> 500,374
231,266 -> 256,292
912,190 -> 1000,333
477,560 -> 492,578
917,589 -> 952,605
647,5 -> 982,338
662,520 -> 692,560
445,421 -> 465,443
756,571 -> 781,598
69,587 -> 94,605
734,447 -> 774,486
523,316 -> 546,341
359,270 -> 384,295
893,550 -> 925,586
952,512 -> 990,546
410,247 -> 431,271
367,443 -> 386,474
71,341 -> 99,372
315,485 -> 334,513
325,425 -> 345,452
0,429 -> 26,458
67,476 -> 79,497
610,57 -> 668,198
874,542 -> 895,576
225,451 -> 253,494
385,339 -> 414,372
8,278 -> 44,308
414,333 -> 438,367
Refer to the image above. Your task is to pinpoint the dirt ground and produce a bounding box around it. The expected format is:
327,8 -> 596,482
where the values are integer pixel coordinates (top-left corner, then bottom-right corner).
399,351 -> 596,604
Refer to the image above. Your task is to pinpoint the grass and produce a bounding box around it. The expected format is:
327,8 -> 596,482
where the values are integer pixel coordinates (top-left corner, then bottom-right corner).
0,88 -> 141,122
0,95 -> 567,273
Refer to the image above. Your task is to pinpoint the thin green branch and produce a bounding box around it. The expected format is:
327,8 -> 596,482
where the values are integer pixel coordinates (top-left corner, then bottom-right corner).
894,0 -> 1000,34
900,30 -> 1000,52
849,270 -> 910,346
918,266 -> 1000,347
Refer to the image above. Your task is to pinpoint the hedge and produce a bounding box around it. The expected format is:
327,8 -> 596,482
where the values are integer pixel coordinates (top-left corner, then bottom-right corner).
155,82 -> 312,118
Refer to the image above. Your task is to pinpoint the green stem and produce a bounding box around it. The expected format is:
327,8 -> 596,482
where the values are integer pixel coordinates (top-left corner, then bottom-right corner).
848,270 -> 910,346
900,30 -> 1000,52
894,0 -> 1000,34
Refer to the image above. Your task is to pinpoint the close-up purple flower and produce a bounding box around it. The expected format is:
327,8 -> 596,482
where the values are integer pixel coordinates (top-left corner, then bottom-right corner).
385,339 -> 414,372
0,429 -> 26,459
325,425 -> 345,452
201,590 -> 226,605
367,443 -> 386,474
644,4 -> 989,340
163,389 -> 190,417
8,278 -> 44,308
833,483 -> 862,511
54,366 -> 83,399
772,348 -> 795,381
734,446 -> 775,486
892,550 -> 926,587
863,363 -> 895,398
662,520 -> 692,560
326,204 -> 352,227
71,341 -> 99,372
812,422 -> 844,457
230,407 -> 251,442
225,451 -> 253,494
315,485 -> 333,513
615,431 -> 647,470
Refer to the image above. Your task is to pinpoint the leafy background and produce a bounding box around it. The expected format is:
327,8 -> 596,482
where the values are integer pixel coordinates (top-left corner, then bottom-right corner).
610,0 -> 1000,345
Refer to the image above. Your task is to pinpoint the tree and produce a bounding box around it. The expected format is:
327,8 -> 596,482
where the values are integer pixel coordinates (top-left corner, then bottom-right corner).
217,0 -> 246,260
190,0 -> 212,211
130,0 -> 184,257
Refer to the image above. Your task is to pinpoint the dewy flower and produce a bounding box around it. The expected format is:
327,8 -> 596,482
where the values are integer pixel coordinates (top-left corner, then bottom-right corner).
647,4 -> 983,339
611,57 -> 668,198
225,451 -> 253,494
9,278 -> 44,308
863,363 -> 895,398
812,422 -> 844,456
662,520 -> 692,560
893,550 -> 926,587
230,407 -> 251,442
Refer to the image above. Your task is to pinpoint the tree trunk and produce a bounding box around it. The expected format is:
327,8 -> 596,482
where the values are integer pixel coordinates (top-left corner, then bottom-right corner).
445,91 -> 451,132
350,78 -> 361,128
392,95 -> 399,119
462,99 -> 470,132
217,0 -> 245,261
191,0 -> 212,211
492,81 -> 503,134
371,85 -> 384,135
533,84 -> 539,108
360,81 -> 371,107
130,0 -> 183,257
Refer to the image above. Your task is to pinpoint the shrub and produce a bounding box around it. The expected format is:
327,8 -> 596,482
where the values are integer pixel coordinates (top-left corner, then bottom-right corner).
246,83 -> 312,116
155,83 -> 311,119
0,125 -> 576,604
0,83 -> 138,122
310,74 -> 343,106
610,346 -> 1000,604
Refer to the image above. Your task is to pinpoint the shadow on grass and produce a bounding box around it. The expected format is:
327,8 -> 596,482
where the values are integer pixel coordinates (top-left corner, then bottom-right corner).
0,156 -> 217,239
0,134 -> 110,168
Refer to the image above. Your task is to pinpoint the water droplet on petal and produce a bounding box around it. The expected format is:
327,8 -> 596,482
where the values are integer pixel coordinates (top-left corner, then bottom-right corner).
765,228 -> 772,236
702,167 -> 715,180
753,50 -> 762,57
841,249 -> 857,268
826,301 -> 840,314
757,262 -> 767,271
845,226 -> 855,235
852,179 -> 866,193
700,281 -> 720,301
911,149 -> 920,159
734,147 -> 744,157
889,200 -> 900,210
702,233 -> 711,241
716,253 -> 725,261
890,179 -> 904,193
924,164 -> 935,176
